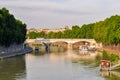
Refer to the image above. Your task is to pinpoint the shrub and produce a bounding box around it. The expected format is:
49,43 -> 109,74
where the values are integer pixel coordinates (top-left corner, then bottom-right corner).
102,50 -> 119,63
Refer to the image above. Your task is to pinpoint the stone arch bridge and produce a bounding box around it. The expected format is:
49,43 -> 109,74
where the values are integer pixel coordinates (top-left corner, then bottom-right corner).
27,39 -> 102,49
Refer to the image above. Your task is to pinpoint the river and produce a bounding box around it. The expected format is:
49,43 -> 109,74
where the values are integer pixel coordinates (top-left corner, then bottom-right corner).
0,46 -> 120,80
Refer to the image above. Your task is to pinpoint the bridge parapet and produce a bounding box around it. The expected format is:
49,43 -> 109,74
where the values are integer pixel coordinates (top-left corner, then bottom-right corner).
49,39 -> 96,44
26,39 -> 102,49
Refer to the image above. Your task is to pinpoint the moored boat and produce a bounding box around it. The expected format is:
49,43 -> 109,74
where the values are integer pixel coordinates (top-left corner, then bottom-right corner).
79,45 -> 96,51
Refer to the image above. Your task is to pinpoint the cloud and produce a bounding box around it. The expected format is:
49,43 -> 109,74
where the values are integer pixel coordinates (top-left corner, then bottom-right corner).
0,0 -> 120,28
0,0 -> 101,15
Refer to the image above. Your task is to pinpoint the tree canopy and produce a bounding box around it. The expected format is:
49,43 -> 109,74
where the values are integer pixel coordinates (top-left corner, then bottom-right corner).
0,8 -> 27,47
27,15 -> 120,45
93,15 -> 120,45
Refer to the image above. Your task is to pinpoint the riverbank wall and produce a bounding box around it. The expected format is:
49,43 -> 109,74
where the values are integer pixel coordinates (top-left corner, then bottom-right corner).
98,45 -> 120,58
0,44 -> 33,58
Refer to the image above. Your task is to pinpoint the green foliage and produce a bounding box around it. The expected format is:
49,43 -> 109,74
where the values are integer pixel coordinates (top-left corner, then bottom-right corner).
27,23 -> 94,39
102,50 -> 119,63
80,23 -> 94,38
32,44 -> 43,46
94,15 -> 120,45
0,8 -> 26,47
27,31 -> 46,39
27,15 -> 120,46
110,53 -> 119,63
102,50 -> 110,60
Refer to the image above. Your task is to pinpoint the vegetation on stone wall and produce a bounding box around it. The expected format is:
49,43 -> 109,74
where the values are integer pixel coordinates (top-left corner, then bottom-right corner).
102,50 -> 119,63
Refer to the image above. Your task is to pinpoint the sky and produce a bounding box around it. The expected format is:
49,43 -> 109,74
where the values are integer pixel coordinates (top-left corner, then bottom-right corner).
0,0 -> 120,29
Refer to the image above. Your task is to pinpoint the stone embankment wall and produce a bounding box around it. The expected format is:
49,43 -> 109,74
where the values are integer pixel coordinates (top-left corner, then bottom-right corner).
0,44 -> 24,53
100,44 -> 120,57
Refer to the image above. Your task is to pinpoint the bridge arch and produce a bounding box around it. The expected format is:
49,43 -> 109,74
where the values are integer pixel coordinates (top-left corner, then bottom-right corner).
26,39 -> 102,50
51,41 -> 68,49
72,41 -> 90,49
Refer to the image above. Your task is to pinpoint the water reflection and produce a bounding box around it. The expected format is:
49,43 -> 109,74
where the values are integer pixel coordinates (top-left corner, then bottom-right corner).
72,50 -> 120,80
0,56 -> 26,80
100,71 -> 111,77
32,46 -> 67,56
1,46 -> 120,80
26,51 -> 103,80
100,71 -> 120,80
72,50 -> 98,63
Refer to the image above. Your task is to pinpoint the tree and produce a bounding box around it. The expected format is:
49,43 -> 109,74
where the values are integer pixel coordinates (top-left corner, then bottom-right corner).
0,8 -> 27,47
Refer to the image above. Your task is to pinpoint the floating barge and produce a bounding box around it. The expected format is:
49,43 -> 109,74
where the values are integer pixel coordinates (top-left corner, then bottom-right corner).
100,60 -> 111,71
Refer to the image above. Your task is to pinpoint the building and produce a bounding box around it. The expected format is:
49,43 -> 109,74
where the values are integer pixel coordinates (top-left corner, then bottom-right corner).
27,26 -> 69,34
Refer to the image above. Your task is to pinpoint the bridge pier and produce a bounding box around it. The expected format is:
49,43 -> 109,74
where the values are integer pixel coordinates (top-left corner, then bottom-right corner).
44,43 -> 50,53
35,46 -> 39,53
